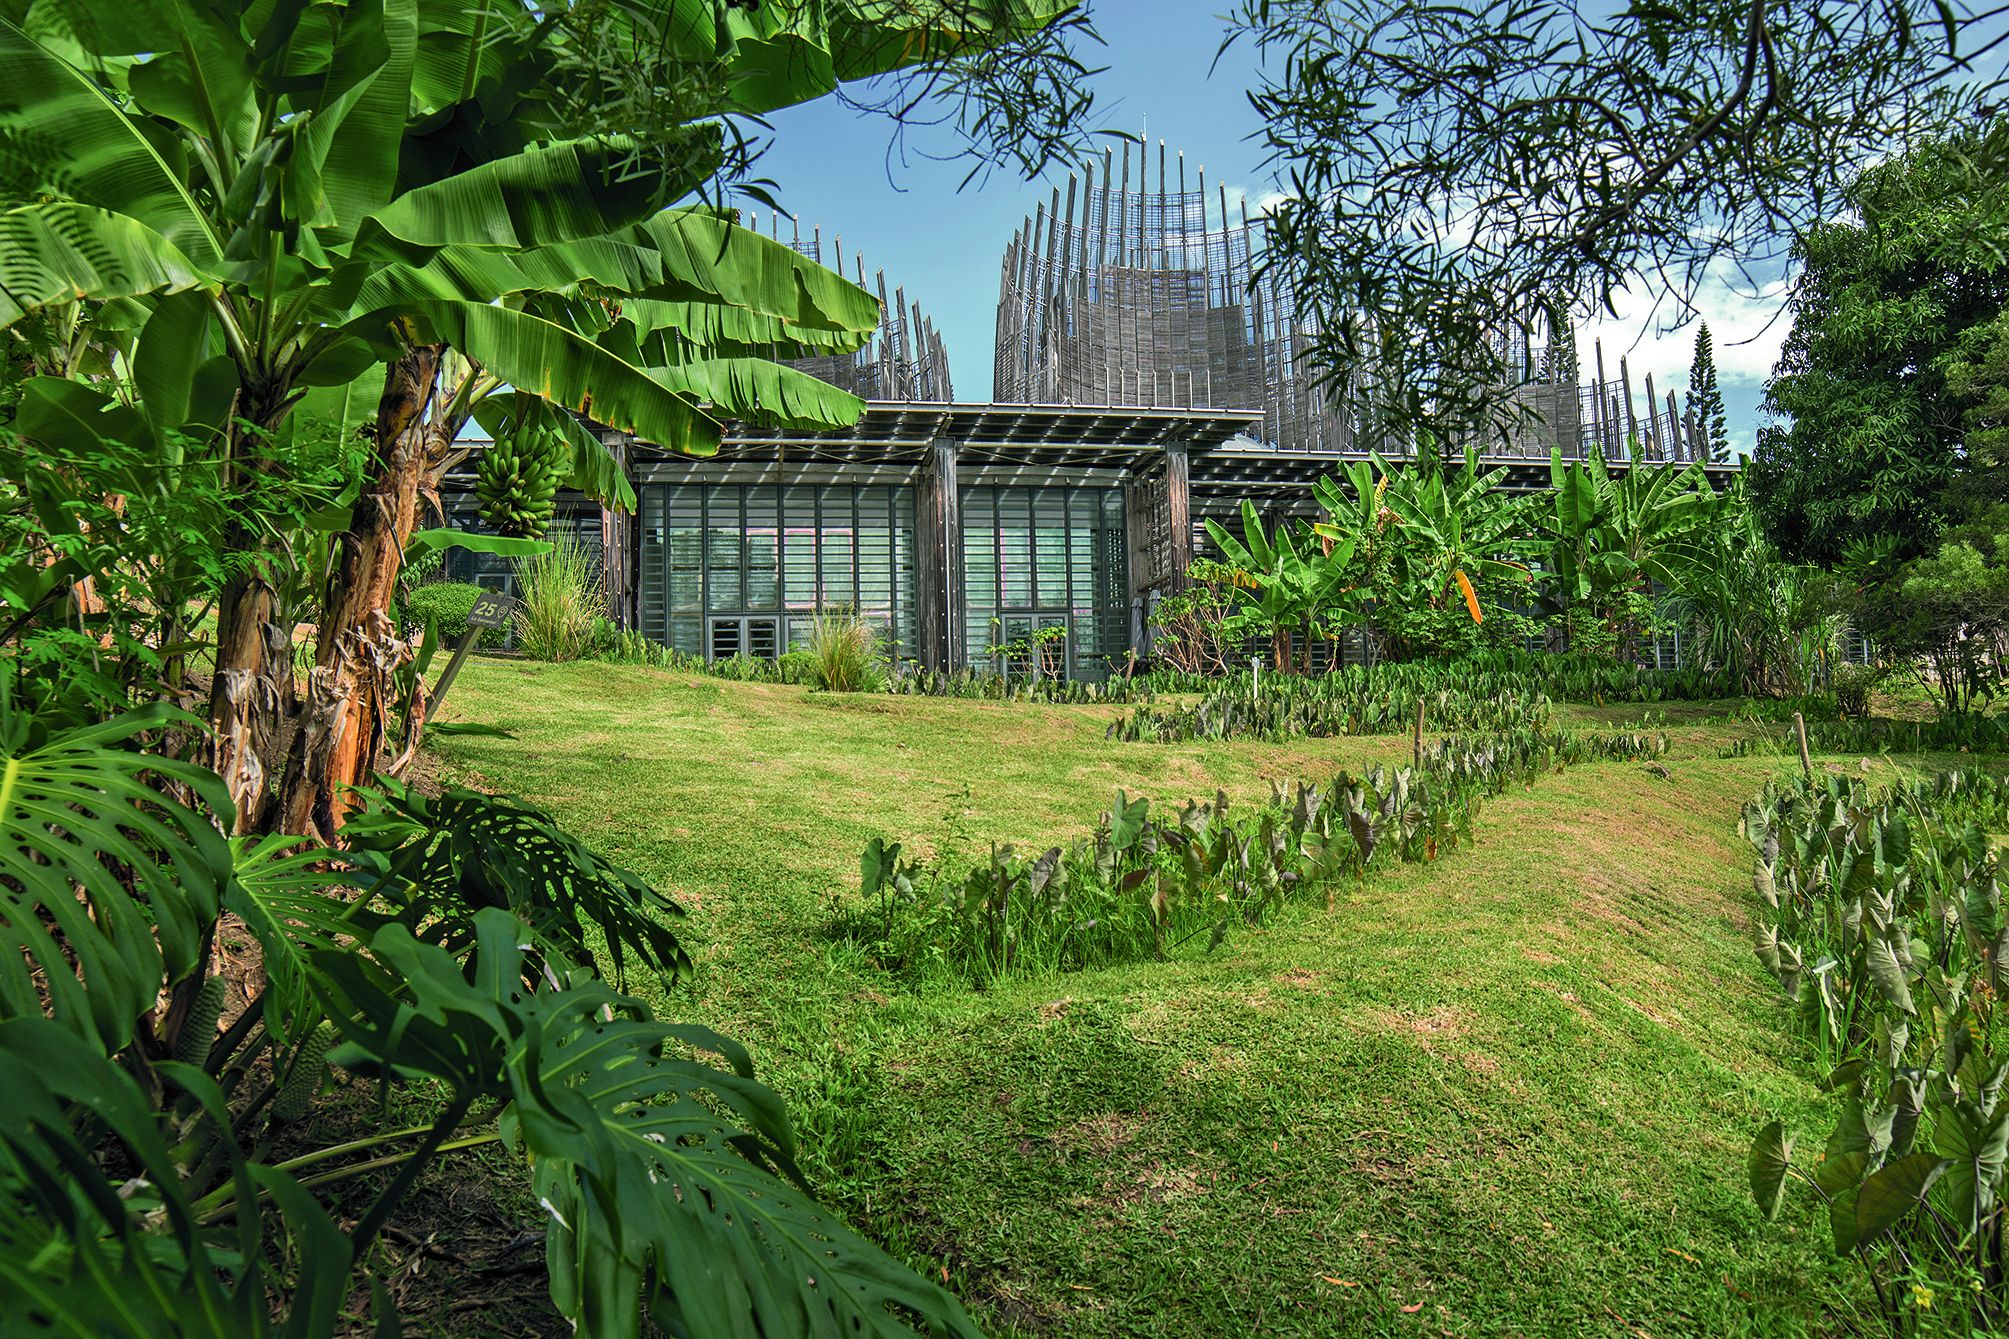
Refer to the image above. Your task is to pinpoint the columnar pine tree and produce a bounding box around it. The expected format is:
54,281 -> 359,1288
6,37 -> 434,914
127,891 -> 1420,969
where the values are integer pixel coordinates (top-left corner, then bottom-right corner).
1691,323 -> 1730,461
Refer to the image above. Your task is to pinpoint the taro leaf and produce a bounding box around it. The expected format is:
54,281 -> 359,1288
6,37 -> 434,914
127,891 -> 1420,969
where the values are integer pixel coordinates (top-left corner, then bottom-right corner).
1931,1102 -> 2009,1238
1346,806 -> 1379,866
1754,922 -> 1782,976
1853,1152 -> 1947,1246
1106,790 -> 1150,855
1753,862 -> 1778,908
1028,847 -> 1061,898
1822,1058 -> 1868,1093
1828,1182 -> 1861,1255
1749,1121 -> 1794,1221
1865,936 -> 1916,1015
1816,1148 -> 1870,1196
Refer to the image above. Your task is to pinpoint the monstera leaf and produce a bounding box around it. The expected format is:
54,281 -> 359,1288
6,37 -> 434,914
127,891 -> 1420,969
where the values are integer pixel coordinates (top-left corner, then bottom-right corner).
0,700 -> 233,1051
0,1016 -> 350,1337
321,912 -> 984,1339
340,783 -> 690,987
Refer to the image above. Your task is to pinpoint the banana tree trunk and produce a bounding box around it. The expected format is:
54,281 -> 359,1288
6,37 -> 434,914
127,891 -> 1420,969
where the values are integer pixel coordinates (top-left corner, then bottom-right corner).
273,344 -> 443,843
207,387 -> 305,832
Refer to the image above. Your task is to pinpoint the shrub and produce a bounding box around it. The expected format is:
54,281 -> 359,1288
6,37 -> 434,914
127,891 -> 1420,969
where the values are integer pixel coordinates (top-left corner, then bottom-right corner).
1829,661 -> 1885,717
802,608 -> 887,692
777,648 -> 818,684
404,581 -> 503,649
513,535 -> 603,662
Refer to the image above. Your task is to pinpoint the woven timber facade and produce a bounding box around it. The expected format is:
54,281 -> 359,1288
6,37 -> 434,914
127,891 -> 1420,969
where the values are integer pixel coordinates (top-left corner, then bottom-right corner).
445,170 -> 1738,677
996,138 -> 1720,467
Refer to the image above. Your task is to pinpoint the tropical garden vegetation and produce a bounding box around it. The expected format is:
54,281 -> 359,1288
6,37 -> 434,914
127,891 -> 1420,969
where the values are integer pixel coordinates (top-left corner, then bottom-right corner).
4,0 -> 2009,1335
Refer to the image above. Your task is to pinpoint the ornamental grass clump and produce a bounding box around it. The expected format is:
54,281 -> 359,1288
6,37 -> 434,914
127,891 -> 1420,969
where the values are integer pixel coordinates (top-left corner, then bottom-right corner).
803,608 -> 887,692
512,535 -> 603,662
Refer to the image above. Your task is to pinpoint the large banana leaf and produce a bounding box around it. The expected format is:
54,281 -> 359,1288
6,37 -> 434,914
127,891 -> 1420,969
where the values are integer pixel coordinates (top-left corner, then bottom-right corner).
294,0 -> 416,232
355,131 -> 720,262
650,355 -> 866,431
360,299 -> 722,453
0,14 -> 221,262
630,209 -> 882,333
620,297 -> 871,360
319,910 -> 985,1339
721,0 -> 1078,114
0,701 -> 233,1052
0,202 -> 214,329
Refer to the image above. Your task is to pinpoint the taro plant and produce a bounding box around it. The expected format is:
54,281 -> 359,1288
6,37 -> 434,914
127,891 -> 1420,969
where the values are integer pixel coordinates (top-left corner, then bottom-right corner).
1743,769 -> 2009,1335
856,723 -> 1669,985
0,695 -> 984,1336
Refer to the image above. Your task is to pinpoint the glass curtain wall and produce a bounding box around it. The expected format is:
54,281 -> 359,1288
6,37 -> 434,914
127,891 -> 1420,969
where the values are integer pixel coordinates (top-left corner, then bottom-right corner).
638,482 -> 917,660
962,485 -> 1128,676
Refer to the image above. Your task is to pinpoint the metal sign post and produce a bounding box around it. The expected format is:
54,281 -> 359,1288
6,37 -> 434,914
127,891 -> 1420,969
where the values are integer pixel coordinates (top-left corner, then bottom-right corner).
425,590 -> 517,724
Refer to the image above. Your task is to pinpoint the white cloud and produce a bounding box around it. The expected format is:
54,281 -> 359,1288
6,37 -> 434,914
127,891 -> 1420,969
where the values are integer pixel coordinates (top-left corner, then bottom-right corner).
1575,261 -> 1792,456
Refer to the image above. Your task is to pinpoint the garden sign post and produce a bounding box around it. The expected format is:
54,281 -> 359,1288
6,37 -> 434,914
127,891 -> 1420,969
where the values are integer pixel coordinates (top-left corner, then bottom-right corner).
426,590 -> 518,724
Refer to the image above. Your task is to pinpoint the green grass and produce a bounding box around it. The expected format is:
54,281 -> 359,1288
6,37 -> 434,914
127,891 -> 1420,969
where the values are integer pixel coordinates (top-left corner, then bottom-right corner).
430,659 -> 1865,1337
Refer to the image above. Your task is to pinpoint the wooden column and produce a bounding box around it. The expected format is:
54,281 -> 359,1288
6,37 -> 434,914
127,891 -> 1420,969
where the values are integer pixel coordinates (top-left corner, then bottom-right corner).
915,437 -> 963,671
1165,438 -> 1193,589
598,434 -> 637,629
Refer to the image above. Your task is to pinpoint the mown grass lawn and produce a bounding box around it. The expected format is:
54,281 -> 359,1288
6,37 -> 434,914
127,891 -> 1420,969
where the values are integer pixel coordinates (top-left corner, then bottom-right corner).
430,658 -> 1865,1337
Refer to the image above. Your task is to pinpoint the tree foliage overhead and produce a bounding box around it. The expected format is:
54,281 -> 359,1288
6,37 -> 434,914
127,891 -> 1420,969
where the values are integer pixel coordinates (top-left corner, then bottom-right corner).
1225,0 -> 2005,446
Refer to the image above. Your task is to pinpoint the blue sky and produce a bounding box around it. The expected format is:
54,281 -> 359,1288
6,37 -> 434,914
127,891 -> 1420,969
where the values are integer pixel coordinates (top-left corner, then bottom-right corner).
752,2 -> 1777,452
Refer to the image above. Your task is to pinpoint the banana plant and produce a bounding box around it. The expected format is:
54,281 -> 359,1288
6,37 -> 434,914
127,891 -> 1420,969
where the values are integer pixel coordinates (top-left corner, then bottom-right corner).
0,0 -> 1070,839
1543,444 -> 1716,652
1206,498 -> 1359,672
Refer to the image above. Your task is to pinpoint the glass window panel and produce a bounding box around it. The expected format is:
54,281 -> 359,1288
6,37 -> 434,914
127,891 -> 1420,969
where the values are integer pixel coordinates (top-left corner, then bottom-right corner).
818,485 -> 855,608
856,489 -> 893,612
782,484 -> 819,609
744,487 -> 779,610
705,488 -> 742,612
997,489 -> 1033,609
668,487 -> 704,614
1032,490 -> 1068,609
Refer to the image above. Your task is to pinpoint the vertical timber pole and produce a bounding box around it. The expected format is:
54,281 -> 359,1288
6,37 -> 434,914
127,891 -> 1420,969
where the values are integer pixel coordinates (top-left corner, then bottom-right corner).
1165,437 -> 1193,591
598,432 -> 636,629
916,436 -> 964,671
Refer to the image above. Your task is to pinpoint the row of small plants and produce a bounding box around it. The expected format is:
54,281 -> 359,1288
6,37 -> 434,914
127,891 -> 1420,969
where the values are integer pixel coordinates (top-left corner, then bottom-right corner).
885,668 -> 1153,703
1725,712 -> 2009,758
1139,648 -> 1735,704
1107,680 -> 1554,743
1743,768 -> 2009,1334
851,724 -> 1670,985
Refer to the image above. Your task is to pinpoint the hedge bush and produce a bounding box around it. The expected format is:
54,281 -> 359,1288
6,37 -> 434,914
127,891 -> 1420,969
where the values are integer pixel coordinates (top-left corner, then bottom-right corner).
405,582 -> 504,649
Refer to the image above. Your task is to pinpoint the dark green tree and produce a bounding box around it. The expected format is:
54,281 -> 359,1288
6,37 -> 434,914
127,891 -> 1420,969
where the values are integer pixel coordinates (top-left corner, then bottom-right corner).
1746,134 -> 2009,708
1746,136 -> 2009,569
1690,323 -> 1730,462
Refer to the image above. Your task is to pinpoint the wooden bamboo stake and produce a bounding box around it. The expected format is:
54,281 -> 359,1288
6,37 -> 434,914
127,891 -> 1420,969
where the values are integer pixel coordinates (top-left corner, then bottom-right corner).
1793,712 -> 1813,779
1413,696 -> 1426,771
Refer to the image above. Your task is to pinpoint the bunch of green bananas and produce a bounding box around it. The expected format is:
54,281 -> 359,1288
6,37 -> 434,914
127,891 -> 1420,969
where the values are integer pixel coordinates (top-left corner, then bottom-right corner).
476,429 -> 567,538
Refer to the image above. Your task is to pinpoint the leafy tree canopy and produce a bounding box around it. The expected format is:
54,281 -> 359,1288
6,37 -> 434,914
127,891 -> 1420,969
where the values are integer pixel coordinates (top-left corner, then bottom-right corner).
1747,133 -> 2009,568
1225,0 -> 2003,447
